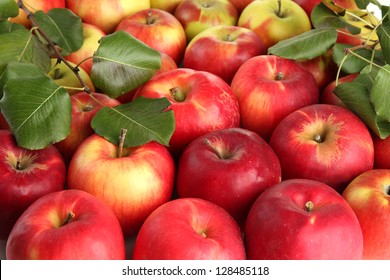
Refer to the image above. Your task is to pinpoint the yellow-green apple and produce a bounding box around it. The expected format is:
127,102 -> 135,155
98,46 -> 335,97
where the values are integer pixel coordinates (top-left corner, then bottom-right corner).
65,0 -> 150,34
116,51 -> 178,104
176,127 -> 281,229
115,8 -> 187,65
133,68 -> 240,157
132,198 -> 246,260
54,91 -> 121,166
47,59 -> 95,95
238,0 -> 312,49
230,55 -> 319,141
67,134 -> 176,237
183,25 -> 267,84
174,0 -> 238,42
65,23 -> 106,75
228,0 -> 253,14
342,169 -> 390,259
320,73 -> 358,108
0,130 -> 66,240
10,0 -> 66,28
150,0 -> 184,14
295,50 -> 338,91
6,189 -> 126,260
245,178 -> 364,259
269,104 -> 374,193
373,135 -> 390,169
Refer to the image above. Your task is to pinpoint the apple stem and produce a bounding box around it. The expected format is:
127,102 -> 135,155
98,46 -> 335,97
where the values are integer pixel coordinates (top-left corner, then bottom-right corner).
147,10 -> 155,25
277,0 -> 283,18
305,201 -> 314,212
62,211 -> 75,226
170,87 -> 186,102
117,128 -> 128,158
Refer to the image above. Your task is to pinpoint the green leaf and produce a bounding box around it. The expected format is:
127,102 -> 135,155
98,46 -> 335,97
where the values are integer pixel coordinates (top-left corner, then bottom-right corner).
0,63 -> 71,150
34,8 -> 83,56
91,31 -> 161,98
354,0 -> 371,9
377,20 -> 390,64
0,28 -> 51,76
91,97 -> 174,147
0,20 -> 25,33
268,28 -> 337,60
370,65 -> 390,122
0,0 -> 19,20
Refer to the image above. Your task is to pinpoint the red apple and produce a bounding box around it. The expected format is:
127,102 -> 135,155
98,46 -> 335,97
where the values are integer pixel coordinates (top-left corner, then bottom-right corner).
116,52 -> 178,104
238,0 -> 311,49
67,134 -> 176,237
132,197 -> 246,260
133,68 -> 240,156
269,104 -> 374,193
65,23 -> 106,75
0,112 -> 10,130
115,8 -> 187,65
65,0 -> 150,34
342,169 -> 390,259
183,25 -> 267,84
292,0 -> 322,18
228,0 -> 253,14
373,135 -> 390,169
0,130 -> 66,240
10,0 -> 66,28
245,178 -> 364,259
231,55 -> 319,141
174,0 -> 238,42
176,127 -> 281,228
320,73 -> 358,108
54,91 -> 121,166
150,0 -> 184,14
6,189 -> 126,260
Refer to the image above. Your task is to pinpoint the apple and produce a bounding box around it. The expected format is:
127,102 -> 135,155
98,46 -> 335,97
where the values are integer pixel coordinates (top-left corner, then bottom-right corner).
0,112 -> 10,130
269,104 -> 374,193
228,0 -> 253,14
10,0 -> 66,28
65,0 -> 150,34
54,91 -> 121,166
47,59 -> 95,95
174,0 -> 238,42
116,52 -> 178,104
320,73 -> 358,108
176,127 -> 281,228
245,178 -> 364,259
183,25 -> 267,84
6,189 -> 126,260
65,23 -> 106,75
373,135 -> 390,169
292,0 -> 322,18
132,197 -> 246,260
0,130 -> 66,240
133,68 -> 240,157
67,133 -> 176,237
230,55 -> 319,141
115,8 -> 187,65
150,0 -> 184,14
342,169 -> 390,259
238,0 -> 312,49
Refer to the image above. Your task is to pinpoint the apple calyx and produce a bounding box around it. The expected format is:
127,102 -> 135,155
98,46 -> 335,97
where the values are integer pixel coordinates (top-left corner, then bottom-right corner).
198,228 -> 207,238
275,72 -> 284,81
305,201 -> 314,212
117,128 -> 128,158
170,86 -> 187,102
203,138 -> 234,160
83,104 -> 94,112
146,10 -> 156,25
314,133 -> 325,143
61,211 -> 75,226
385,185 -> 390,196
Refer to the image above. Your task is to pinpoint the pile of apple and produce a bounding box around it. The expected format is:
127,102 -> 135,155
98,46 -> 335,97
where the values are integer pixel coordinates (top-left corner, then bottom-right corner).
1,0 -> 389,260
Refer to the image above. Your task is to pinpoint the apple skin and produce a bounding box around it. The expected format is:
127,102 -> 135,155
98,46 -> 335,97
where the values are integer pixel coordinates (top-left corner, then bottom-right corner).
269,104 -> 374,193
292,0 -> 322,18
176,127 -> 281,228
48,59 -> 95,95
132,197 -> 246,260
228,0 -> 253,14
67,134 -> 176,237
231,55 -> 319,141
183,25 -> 267,84
115,8 -> 187,65
65,23 -> 106,75
245,178 -> 364,260
65,0 -> 150,34
238,0 -> 312,49
54,91 -> 121,166
373,135 -> 390,169
0,112 -> 10,130
320,73 -> 358,108
0,130 -> 66,240
10,0 -> 66,28
150,0 -> 184,14
174,0 -> 238,42
133,68 -> 240,157
6,189 -> 126,260
342,169 -> 390,259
